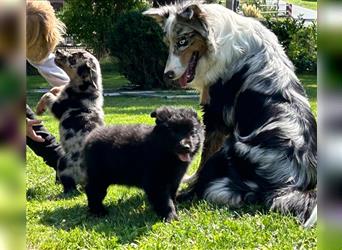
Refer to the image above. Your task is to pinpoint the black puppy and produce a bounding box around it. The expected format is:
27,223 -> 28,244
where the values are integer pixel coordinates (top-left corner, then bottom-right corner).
82,107 -> 204,221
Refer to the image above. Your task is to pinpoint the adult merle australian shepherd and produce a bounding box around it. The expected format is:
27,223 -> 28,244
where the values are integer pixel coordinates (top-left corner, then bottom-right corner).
144,1 -> 317,227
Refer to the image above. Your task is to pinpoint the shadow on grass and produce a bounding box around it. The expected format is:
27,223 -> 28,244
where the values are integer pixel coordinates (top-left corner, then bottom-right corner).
27,185 -> 82,201
178,198 -> 269,219
39,195 -> 159,244
104,106 -> 157,116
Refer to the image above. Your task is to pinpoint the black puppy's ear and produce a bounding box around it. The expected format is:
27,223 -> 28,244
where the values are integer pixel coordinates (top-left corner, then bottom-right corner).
151,107 -> 173,124
150,110 -> 157,118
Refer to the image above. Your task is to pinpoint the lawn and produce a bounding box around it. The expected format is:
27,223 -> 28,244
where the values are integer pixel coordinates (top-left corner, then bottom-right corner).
26,71 -> 317,249
283,0 -> 317,10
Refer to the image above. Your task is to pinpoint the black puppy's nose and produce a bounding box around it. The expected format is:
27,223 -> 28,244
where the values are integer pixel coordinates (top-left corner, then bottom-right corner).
180,139 -> 191,150
164,70 -> 175,80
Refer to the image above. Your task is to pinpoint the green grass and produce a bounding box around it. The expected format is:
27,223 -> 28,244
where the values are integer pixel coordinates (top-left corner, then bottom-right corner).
27,73 -> 317,249
284,0 -> 317,10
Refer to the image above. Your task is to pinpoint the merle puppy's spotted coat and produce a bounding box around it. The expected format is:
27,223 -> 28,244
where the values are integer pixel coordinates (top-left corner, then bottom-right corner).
36,49 -> 104,193
82,107 -> 204,221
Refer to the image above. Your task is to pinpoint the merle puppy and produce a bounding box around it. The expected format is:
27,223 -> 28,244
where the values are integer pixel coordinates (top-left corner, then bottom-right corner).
82,107 -> 204,221
36,49 -> 104,193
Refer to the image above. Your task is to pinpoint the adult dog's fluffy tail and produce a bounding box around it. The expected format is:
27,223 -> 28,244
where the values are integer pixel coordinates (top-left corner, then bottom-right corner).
178,181 -> 317,228
268,188 -> 317,228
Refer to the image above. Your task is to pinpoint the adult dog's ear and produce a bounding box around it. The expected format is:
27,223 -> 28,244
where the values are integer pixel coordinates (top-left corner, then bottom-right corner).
143,7 -> 169,26
177,4 -> 209,38
178,4 -> 202,20
151,107 -> 173,125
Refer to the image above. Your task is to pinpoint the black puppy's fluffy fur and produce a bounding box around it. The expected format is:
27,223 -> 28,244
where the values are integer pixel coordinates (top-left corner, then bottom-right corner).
82,107 -> 204,221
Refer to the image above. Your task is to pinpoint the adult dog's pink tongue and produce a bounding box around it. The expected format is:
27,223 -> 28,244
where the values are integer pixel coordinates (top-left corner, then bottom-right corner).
178,153 -> 191,162
179,73 -> 188,88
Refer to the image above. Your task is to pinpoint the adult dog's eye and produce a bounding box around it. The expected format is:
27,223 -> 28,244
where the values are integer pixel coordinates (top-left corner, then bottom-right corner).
177,38 -> 188,47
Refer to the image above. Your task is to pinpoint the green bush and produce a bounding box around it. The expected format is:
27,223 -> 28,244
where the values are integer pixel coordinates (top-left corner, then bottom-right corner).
60,0 -> 147,57
109,11 -> 168,89
287,22 -> 317,73
263,17 -> 317,73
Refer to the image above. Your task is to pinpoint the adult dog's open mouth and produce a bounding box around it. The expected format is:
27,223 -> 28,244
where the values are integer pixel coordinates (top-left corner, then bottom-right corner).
179,51 -> 199,87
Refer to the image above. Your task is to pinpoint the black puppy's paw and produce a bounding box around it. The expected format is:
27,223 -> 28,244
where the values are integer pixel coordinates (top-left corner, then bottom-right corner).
63,186 -> 78,194
60,175 -> 77,194
164,211 -> 179,222
89,206 -> 108,217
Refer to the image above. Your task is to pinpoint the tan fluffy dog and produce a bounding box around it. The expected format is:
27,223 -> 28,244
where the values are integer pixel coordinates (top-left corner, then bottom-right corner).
26,0 -> 66,63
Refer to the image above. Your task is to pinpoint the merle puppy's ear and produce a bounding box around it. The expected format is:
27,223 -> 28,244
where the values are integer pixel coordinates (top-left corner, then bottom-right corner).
86,59 -> 96,71
177,4 -> 209,38
85,59 -> 97,89
151,107 -> 174,125
143,7 -> 169,26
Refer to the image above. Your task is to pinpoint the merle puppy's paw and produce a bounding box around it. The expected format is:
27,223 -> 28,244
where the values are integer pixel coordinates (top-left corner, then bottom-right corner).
36,98 -> 47,115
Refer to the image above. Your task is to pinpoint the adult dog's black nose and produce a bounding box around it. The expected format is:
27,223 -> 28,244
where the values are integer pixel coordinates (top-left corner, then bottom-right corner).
164,70 -> 175,80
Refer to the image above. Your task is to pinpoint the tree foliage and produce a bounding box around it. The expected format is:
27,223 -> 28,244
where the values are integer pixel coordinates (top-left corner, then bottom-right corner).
263,17 -> 317,73
60,0 -> 148,57
109,11 -> 168,89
